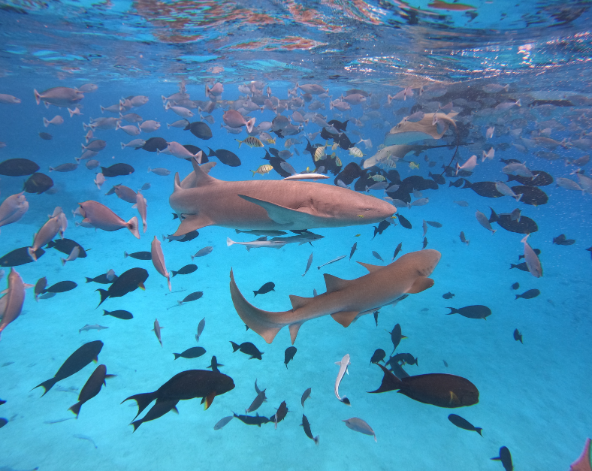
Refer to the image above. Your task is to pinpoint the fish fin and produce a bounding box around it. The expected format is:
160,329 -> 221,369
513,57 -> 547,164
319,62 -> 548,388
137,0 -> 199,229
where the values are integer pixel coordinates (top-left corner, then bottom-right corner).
289,294 -> 314,310
69,401 -> 82,417
127,216 -> 140,239
407,277 -> 434,294
331,311 -> 360,328
204,391 -> 216,410
289,322 -> 303,344
323,274 -> 352,293
96,289 -> 109,307
356,261 -> 383,273
33,378 -> 58,396
190,157 -> 218,187
229,269 -> 285,344
368,364 -> 403,393
173,214 -> 212,237
121,392 -> 157,420
238,194 -> 318,226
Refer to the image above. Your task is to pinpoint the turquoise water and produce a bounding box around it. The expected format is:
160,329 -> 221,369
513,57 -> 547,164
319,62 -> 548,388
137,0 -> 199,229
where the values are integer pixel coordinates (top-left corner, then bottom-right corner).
1,1 -> 592,470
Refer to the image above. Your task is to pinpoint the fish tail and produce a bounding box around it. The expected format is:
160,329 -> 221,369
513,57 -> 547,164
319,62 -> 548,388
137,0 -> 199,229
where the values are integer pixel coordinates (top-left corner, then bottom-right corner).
207,147 -> 216,157
488,207 -> 499,223
127,216 -> 140,239
172,271 -> 178,277
33,377 -> 58,396
122,392 -> 157,420
253,291 -> 258,297
230,341 -> 240,352
34,89 -> 41,105
69,401 -> 82,417
313,436 -> 320,446
369,364 -> 403,393
445,307 -> 458,315
131,419 -> 143,432
475,427 -> 483,436
173,353 -> 181,360
230,269 -> 287,345
236,139 -> 242,148
96,289 -> 109,307
28,247 -> 38,262
515,295 -> 520,300
246,118 -> 255,134
85,277 -> 93,283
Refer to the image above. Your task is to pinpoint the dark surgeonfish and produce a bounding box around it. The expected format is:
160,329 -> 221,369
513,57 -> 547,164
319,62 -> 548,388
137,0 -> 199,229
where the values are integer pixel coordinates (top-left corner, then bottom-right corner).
301,414 -> 319,444
553,234 -> 575,246
507,171 -> 553,186
172,264 -> 198,277
23,173 -> 53,194
173,346 -> 206,360
138,137 -> 167,152
512,185 -> 548,205
207,148 -> 241,167
124,251 -> 152,260
0,247 -> 45,267
96,267 -> 148,307
489,207 -> 538,234
34,341 -> 104,396
103,309 -> 133,320
69,364 -> 114,417
230,341 -> 263,360
47,238 -> 88,258
515,288 -> 540,300
373,220 -> 390,238
123,370 -> 235,430
369,364 -> 479,408
388,323 -> 407,355
463,181 -> 504,198
0,158 -> 40,176
284,346 -> 297,368
233,412 -> 270,427
370,349 -> 386,364
86,271 -> 118,284
272,400 -> 288,428
185,121 -> 213,140
513,328 -> 523,343
101,163 -> 134,177
254,282 -> 275,296
207,355 -> 224,373
44,281 -> 77,293
448,414 -> 483,435
491,446 -> 513,471
446,305 -> 491,320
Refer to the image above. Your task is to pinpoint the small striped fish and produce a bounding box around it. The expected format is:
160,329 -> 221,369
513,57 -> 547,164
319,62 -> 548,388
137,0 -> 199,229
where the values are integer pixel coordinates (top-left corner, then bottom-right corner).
236,136 -> 264,148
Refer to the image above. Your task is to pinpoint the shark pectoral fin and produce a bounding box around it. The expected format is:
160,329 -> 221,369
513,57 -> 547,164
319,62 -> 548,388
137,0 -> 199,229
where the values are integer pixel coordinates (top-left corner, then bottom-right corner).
323,274 -> 352,293
173,214 -> 213,236
238,195 -> 316,226
407,276 -> 434,294
289,294 -> 314,310
357,261 -> 384,273
289,322 -> 303,345
331,310 -> 360,328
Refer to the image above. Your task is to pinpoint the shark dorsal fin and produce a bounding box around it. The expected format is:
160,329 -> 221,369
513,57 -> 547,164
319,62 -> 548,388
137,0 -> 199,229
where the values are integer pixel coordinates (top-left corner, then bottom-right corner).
323,273 -> 352,293
357,261 -> 383,273
289,294 -> 313,310
331,310 -> 359,327
189,157 -> 219,187
174,172 -> 182,191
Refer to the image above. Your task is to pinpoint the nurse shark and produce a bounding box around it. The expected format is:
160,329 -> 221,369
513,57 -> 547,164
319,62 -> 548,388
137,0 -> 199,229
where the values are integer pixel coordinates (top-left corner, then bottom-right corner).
169,158 -> 395,236
230,250 -> 441,344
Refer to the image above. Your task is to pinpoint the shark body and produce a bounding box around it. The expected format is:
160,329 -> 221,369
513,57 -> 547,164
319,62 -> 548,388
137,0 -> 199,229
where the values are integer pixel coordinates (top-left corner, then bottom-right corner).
230,250 -> 441,344
169,159 -> 395,236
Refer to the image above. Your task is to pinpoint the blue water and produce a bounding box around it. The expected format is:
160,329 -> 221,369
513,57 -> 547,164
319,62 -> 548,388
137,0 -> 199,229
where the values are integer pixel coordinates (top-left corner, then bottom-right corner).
1,1 -> 592,470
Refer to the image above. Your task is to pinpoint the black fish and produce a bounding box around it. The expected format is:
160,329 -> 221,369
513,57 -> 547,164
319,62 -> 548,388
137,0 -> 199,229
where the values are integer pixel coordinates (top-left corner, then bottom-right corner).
373,310 -> 379,326
284,346 -> 297,368
460,231 -> 469,245
124,251 -> 152,260
422,237 -> 428,249
185,121 -> 213,140
389,353 -> 418,366
86,273 -> 117,284
512,185 -> 548,206
349,242 -> 357,260
426,220 -> 442,228
448,414 -> 482,435
24,173 -> 53,194
369,364 -> 479,408
370,349 -> 386,364
34,341 -> 103,396
0,247 -> 45,267
489,207 -> 538,234
0,398 -> 5,405
183,144 -> 207,162
233,412 -> 270,427
69,364 -> 113,417
511,282 -> 519,290
139,137 -> 167,152
513,328 -> 523,343
179,291 -> 203,304
587,247 -> 592,259
173,346 -> 206,360
45,281 -> 77,293
230,341 -> 263,360
334,162 -> 363,186
336,132 -> 354,150
97,267 -> 148,307
254,282 -> 275,297
167,230 -> 199,243
553,234 -> 575,246
464,181 -> 504,198
123,370 -> 235,430
262,151 -> 292,178
131,398 -> 179,432
39,132 -> 53,140
491,446 -> 513,471
398,214 -> 412,229
328,119 -> 348,132
172,264 -> 197,277
0,418 -> 7,428
207,356 -> 224,373
515,289 -> 540,300
429,172 -> 445,185
388,323 -> 406,355
101,163 -> 134,177
47,238 -> 88,258
0,158 -> 40,176
510,262 -> 529,271
373,220 -> 390,238
442,292 -> 455,299
301,414 -> 319,444
507,171 -> 553,186
273,400 -> 288,427
446,305 -> 491,319
448,178 -> 466,188
103,309 -> 133,320
393,242 -> 403,260
208,148 -> 241,167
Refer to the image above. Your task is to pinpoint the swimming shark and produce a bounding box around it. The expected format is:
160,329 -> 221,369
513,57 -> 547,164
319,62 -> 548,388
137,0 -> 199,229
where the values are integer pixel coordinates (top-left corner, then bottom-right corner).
169,158 -> 395,236
384,112 -> 457,147
230,249 -> 441,344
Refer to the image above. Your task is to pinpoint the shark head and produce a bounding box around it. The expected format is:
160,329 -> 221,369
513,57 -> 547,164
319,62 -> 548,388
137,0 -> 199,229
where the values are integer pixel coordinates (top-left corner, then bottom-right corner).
314,189 -> 395,227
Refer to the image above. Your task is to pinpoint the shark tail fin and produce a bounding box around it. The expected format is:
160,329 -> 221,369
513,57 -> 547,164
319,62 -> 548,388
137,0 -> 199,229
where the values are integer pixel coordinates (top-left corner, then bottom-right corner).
229,269 -> 286,344
369,364 -> 403,393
